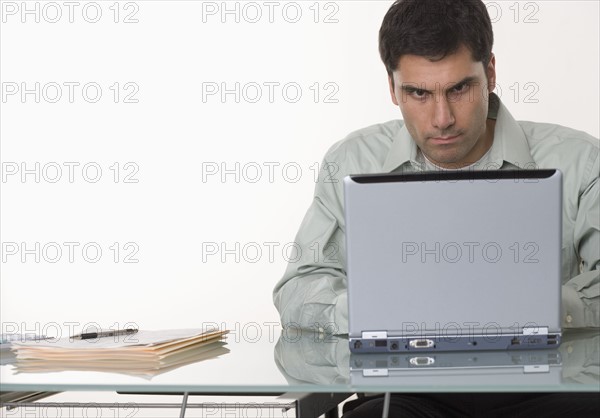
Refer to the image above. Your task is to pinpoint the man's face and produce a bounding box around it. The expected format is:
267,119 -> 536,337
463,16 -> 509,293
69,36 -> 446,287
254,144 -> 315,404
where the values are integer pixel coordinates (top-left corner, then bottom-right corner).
388,45 -> 496,168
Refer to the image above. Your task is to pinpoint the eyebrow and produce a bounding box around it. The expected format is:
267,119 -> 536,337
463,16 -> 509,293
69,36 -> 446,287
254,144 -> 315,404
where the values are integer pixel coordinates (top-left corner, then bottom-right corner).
400,76 -> 479,94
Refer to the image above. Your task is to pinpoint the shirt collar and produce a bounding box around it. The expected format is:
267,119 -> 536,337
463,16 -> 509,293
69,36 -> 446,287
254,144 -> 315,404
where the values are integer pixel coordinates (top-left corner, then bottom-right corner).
382,93 -> 535,172
488,94 -> 536,169
382,122 -> 418,172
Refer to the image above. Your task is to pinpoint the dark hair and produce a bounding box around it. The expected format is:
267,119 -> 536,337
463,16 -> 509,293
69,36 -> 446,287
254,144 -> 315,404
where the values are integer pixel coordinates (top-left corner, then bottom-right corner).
379,0 -> 493,76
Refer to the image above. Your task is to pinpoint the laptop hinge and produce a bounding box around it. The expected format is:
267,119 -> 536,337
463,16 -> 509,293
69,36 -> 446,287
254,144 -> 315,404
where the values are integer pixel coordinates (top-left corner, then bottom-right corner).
361,331 -> 388,339
522,327 -> 549,336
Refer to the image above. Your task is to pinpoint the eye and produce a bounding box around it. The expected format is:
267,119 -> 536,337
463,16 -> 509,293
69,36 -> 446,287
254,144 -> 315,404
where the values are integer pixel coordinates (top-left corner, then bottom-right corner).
448,82 -> 470,101
406,88 -> 429,101
451,83 -> 469,93
412,89 -> 427,98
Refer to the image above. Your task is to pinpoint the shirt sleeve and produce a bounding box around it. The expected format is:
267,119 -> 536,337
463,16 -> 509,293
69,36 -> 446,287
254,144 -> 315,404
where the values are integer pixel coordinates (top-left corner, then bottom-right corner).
273,158 -> 349,335
562,151 -> 599,328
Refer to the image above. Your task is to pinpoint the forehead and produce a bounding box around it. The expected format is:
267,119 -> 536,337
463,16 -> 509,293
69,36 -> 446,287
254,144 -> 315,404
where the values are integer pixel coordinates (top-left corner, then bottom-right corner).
394,45 -> 484,85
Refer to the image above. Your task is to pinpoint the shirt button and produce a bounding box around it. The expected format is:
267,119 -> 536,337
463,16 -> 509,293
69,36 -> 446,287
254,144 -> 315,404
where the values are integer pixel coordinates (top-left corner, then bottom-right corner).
566,314 -> 573,323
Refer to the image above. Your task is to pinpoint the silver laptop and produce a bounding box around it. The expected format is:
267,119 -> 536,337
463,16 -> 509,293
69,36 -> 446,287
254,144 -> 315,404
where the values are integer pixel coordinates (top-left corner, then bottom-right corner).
344,170 -> 562,353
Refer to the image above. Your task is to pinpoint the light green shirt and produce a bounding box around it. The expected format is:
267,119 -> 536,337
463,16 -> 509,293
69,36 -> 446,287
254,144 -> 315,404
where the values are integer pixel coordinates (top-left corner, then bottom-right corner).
273,94 -> 599,334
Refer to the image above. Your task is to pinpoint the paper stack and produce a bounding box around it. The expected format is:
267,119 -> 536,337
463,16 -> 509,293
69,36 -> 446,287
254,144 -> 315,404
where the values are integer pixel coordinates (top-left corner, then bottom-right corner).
12,328 -> 229,378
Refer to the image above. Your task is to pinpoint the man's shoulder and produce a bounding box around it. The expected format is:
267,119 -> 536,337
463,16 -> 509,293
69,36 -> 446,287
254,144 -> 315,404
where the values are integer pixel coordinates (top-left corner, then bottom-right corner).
519,120 -> 599,152
324,119 -> 404,162
519,121 -> 599,190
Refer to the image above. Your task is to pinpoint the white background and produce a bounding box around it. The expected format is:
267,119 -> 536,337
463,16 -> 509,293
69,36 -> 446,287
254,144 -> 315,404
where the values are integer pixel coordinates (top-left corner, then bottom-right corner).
1,0 -> 599,339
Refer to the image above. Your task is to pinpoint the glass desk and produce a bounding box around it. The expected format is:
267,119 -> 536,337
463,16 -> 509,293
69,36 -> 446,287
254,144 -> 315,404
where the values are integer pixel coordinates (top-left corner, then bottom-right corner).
1,329 -> 598,417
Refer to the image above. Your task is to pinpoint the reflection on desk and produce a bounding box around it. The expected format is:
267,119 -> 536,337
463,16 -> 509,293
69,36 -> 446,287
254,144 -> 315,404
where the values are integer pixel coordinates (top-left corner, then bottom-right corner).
1,327 -> 597,394
274,330 -> 599,392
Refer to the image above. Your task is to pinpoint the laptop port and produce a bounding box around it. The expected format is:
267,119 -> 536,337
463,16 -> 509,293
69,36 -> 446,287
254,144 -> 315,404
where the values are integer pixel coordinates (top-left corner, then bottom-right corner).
390,342 -> 399,350
409,356 -> 435,366
547,340 -> 558,345
354,340 -> 362,350
375,340 -> 387,347
511,337 -> 521,345
409,339 -> 434,349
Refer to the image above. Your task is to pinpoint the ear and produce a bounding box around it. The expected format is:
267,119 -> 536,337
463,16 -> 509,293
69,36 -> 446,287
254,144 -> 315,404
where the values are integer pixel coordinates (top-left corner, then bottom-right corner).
388,75 -> 399,106
486,53 -> 496,93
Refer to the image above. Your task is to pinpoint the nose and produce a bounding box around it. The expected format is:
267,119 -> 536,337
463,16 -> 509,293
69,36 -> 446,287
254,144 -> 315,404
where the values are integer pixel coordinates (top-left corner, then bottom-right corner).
432,95 -> 455,130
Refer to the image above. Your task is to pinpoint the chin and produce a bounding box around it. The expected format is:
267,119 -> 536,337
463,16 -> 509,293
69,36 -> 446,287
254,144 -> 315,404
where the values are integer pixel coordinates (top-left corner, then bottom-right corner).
428,145 -> 472,165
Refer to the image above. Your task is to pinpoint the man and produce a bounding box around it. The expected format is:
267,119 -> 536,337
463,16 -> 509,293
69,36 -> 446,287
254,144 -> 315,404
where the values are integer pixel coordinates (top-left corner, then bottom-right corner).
274,0 -> 599,415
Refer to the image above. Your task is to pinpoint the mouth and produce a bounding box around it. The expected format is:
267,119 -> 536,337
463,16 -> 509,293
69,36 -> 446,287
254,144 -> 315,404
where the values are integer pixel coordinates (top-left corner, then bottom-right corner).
430,134 -> 461,143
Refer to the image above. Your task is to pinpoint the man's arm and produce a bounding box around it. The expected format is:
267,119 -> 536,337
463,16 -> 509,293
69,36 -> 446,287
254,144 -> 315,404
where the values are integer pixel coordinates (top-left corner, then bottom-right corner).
562,151 -> 600,328
273,159 -> 349,334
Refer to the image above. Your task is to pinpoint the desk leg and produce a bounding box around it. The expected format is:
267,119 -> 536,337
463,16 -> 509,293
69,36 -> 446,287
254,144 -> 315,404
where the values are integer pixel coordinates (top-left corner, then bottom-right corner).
179,392 -> 189,418
381,392 -> 390,418
287,392 -> 351,418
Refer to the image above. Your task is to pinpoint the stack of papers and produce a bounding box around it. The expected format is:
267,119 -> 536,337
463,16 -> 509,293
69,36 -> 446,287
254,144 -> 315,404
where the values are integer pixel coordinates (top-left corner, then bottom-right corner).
12,328 -> 229,378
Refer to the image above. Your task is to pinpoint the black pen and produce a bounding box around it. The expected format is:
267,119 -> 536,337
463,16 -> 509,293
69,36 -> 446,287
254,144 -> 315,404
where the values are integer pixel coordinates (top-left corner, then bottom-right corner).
72,328 -> 138,340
